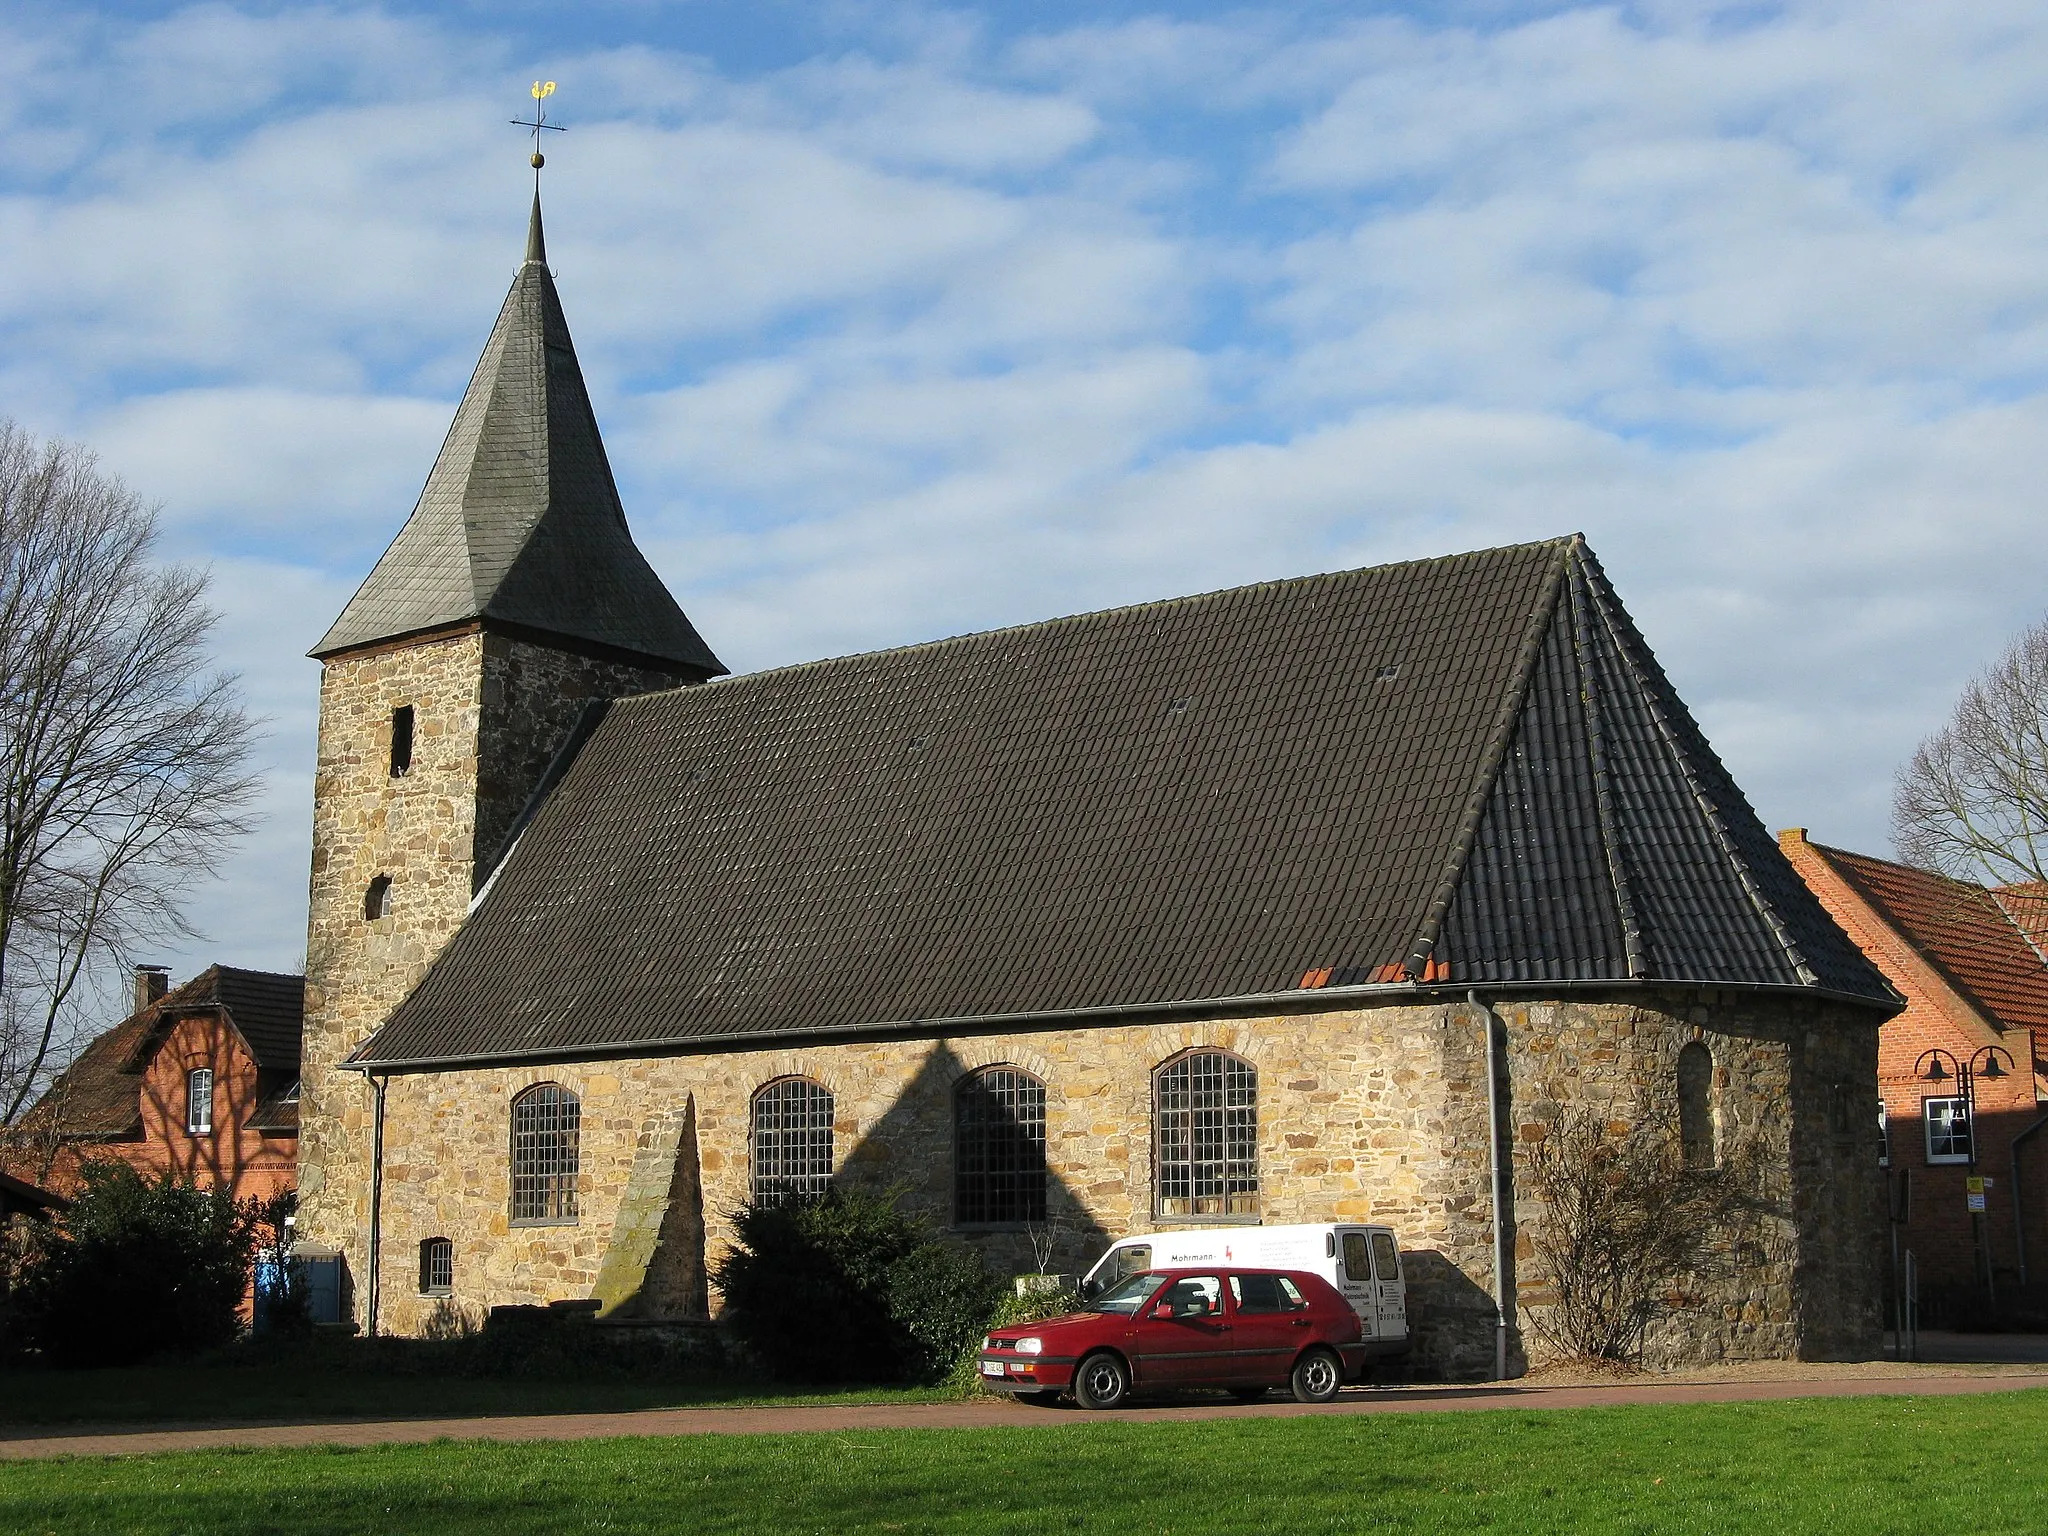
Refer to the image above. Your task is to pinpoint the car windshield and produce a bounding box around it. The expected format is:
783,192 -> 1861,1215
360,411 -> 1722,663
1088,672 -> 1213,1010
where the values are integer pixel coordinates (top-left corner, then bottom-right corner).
1087,1271 -> 1163,1314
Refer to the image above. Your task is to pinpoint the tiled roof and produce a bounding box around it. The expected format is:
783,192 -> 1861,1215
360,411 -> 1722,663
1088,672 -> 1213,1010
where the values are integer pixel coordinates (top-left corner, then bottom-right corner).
312,197 -> 725,677
11,966 -> 304,1139
353,536 -> 1890,1071
1804,845 -> 2048,1035
248,1079 -> 301,1134
0,1170 -> 66,1216
208,967 -> 306,1073
13,1017 -> 149,1139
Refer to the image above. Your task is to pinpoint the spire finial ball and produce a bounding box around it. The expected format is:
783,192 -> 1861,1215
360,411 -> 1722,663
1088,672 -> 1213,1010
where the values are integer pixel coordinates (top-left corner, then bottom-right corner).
532,152 -> 545,169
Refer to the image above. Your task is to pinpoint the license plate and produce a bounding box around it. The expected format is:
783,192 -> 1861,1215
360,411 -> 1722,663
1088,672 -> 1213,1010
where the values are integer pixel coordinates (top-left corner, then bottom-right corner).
980,1360 -> 1004,1376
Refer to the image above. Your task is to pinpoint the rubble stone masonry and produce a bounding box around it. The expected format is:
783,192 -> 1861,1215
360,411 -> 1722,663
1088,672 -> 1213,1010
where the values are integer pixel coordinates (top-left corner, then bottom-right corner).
358,989 -> 1883,1376
295,627 -> 690,1269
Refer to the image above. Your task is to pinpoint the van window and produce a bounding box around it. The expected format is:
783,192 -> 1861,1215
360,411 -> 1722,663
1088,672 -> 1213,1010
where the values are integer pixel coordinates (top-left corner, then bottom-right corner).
1371,1232 -> 1400,1281
1115,1244 -> 1152,1279
1342,1232 -> 1372,1283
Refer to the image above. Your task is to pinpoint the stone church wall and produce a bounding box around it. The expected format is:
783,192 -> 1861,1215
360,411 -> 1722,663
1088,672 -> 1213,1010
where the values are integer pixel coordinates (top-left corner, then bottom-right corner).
360,989 -> 1883,1376
295,629 -> 692,1271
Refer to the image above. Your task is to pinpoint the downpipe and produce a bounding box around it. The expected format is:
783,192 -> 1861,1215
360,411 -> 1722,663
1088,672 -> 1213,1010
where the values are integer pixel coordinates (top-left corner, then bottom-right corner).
367,1074 -> 387,1338
1473,990 -> 1512,1381
2011,1109 -> 2048,1289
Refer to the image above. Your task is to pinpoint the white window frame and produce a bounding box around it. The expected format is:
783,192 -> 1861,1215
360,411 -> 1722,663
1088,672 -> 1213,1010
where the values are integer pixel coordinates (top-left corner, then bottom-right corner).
1924,1096 -> 1972,1165
186,1067 -> 214,1135
1878,1102 -> 1890,1168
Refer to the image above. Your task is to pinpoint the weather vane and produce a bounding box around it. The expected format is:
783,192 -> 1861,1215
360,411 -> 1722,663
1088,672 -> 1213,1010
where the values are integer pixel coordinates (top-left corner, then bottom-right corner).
511,81 -> 565,185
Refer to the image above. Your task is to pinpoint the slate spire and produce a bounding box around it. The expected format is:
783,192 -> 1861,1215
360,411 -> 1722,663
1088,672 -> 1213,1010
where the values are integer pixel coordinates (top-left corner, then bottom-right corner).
312,195 -> 725,676
524,191 -> 546,267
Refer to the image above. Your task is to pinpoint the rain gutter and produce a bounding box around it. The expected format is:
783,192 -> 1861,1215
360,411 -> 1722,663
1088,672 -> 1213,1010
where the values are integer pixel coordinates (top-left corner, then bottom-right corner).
337,975 -> 1899,1078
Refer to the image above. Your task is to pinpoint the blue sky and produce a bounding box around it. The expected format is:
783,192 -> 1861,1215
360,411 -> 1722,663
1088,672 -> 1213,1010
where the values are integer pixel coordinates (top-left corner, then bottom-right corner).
5,0 -> 2048,986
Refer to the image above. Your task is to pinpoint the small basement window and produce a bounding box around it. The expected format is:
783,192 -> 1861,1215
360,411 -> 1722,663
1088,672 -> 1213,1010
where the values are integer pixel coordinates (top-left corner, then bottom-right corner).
419,1237 -> 453,1295
365,875 -> 392,921
389,706 -> 415,777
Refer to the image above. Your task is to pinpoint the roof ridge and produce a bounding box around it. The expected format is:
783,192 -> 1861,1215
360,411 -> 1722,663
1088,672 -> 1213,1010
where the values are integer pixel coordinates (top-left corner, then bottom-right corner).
1575,555 -> 1818,986
1567,550 -> 1648,978
1400,539 -> 1575,979
611,534 -> 1585,717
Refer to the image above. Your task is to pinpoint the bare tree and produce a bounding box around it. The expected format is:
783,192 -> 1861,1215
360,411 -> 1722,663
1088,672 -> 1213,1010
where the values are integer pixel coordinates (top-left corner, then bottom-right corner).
1895,619 -> 2048,888
0,420 -> 259,1127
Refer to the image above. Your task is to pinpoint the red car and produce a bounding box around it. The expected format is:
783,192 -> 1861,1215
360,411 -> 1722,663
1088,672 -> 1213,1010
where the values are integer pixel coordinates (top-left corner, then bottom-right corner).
978,1267 -> 1367,1409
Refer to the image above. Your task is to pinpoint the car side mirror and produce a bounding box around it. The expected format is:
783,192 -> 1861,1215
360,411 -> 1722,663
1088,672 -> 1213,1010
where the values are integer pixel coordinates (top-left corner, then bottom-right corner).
1079,1278 -> 1098,1299
1151,1303 -> 1174,1320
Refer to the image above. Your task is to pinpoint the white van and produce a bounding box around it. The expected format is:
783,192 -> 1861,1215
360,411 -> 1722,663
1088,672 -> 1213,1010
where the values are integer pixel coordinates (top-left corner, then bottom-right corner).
1079,1224 -> 1409,1356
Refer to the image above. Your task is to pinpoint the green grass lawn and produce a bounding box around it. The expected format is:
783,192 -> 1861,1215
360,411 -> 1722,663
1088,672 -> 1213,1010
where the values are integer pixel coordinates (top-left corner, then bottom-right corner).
0,1363 -> 947,1426
4,1390 -> 2047,1534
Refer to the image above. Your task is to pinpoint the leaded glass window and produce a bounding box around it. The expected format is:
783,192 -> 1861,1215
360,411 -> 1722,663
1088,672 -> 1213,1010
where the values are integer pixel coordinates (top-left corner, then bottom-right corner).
751,1078 -> 834,1206
955,1067 -> 1047,1225
1155,1051 -> 1257,1218
510,1083 -> 580,1222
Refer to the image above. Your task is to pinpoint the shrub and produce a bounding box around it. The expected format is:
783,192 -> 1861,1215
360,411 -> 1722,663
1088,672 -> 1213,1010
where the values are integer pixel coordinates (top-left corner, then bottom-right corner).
712,1186 -> 1004,1384
943,1279 -> 1080,1395
713,1187 -> 916,1382
888,1241 -> 1008,1383
16,1161 -> 277,1367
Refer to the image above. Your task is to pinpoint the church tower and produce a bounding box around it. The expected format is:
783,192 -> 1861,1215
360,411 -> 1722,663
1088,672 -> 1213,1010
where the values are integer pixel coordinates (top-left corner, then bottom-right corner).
294,194 -> 725,1273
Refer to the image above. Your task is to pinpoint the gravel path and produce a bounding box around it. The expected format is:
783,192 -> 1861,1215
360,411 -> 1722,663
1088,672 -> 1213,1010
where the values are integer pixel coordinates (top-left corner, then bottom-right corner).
4,1357 -> 2046,1462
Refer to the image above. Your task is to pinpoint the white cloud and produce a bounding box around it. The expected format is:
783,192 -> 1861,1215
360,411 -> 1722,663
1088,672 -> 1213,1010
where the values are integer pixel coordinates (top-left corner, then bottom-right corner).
4,0 -> 2048,996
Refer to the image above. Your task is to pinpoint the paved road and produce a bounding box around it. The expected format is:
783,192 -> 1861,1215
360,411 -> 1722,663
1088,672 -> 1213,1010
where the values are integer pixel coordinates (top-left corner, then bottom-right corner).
4,1368 -> 2046,1462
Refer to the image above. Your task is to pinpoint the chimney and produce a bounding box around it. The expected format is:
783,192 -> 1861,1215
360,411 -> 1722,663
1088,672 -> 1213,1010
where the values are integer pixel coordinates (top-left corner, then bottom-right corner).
134,965 -> 170,1015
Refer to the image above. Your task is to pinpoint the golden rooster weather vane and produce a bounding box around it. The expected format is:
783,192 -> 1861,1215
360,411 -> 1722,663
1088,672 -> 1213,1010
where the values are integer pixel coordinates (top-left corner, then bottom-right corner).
511,80 -> 565,187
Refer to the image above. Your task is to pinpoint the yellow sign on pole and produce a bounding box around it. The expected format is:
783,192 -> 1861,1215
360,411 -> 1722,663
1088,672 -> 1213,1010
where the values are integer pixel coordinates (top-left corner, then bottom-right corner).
1968,1175 -> 1988,1212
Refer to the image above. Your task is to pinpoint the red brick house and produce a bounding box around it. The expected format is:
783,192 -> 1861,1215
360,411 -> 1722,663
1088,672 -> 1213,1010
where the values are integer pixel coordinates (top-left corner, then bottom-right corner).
2,965 -> 303,1205
1781,830 -> 2048,1311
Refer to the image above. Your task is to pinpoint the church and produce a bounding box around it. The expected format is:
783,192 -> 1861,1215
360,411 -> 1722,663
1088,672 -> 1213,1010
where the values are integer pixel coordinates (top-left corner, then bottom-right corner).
293,193 -> 1898,1377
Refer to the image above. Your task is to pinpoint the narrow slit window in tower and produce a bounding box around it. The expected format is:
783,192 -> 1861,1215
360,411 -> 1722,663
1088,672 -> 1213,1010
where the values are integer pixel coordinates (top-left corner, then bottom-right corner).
365,875 -> 392,921
390,706 -> 415,777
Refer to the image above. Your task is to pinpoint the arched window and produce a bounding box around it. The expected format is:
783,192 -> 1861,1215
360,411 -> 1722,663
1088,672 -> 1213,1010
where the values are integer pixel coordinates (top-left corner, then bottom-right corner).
1678,1041 -> 1715,1170
1155,1051 -> 1258,1218
510,1083 -> 580,1222
419,1237 -> 453,1295
751,1078 -> 834,1206
955,1067 -> 1047,1225
364,875 -> 392,921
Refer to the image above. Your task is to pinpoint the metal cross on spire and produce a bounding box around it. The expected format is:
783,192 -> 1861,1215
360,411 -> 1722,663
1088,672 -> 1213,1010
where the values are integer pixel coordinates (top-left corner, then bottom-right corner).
511,80 -> 565,188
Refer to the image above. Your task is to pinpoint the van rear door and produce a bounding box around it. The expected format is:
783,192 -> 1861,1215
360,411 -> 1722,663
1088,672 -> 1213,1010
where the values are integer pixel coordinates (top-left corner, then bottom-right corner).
1369,1230 -> 1407,1341
1336,1229 -> 1377,1333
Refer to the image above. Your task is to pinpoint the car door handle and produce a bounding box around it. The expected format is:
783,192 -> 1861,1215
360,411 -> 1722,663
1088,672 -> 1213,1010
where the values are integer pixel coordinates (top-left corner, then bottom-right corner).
1290,1319 -> 1312,1328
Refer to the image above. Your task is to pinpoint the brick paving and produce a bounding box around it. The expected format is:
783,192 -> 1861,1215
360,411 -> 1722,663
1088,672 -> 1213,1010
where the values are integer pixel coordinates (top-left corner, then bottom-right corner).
3,1364 -> 2046,1462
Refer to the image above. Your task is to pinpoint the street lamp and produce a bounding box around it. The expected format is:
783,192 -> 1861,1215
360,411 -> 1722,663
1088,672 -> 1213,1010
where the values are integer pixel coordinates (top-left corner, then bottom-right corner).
1917,1045 -> 2016,1304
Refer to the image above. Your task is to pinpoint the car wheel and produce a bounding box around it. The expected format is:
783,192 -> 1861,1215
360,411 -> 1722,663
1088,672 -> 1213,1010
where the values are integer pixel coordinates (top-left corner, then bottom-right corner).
1290,1348 -> 1343,1404
1074,1352 -> 1131,1410
1017,1390 -> 1066,1408
1228,1385 -> 1268,1402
